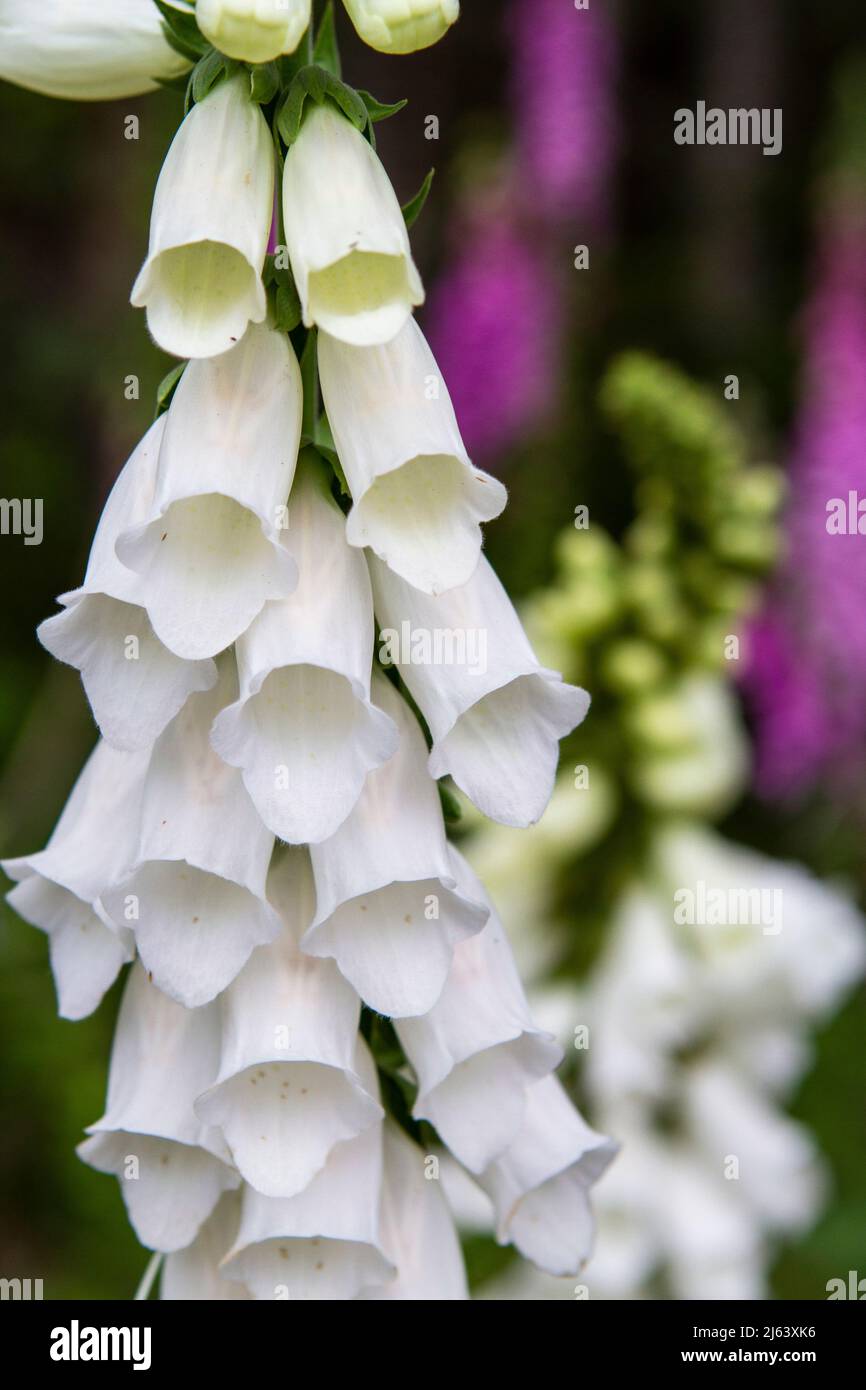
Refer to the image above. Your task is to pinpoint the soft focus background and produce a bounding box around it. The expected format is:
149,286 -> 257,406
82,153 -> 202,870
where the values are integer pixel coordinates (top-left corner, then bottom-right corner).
2,0 -> 866,1299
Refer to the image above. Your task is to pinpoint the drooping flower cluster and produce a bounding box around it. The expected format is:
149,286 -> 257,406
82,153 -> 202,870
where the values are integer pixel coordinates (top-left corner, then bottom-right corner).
1,2 -> 613,1299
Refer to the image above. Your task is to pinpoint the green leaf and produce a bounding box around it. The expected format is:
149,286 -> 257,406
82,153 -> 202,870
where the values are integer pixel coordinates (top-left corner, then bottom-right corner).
357,90 -> 408,123
313,1 -> 341,79
272,280 -> 302,334
438,780 -> 463,824
154,361 -> 186,420
153,1 -> 208,62
248,60 -> 280,105
402,167 -> 435,229
191,49 -> 237,106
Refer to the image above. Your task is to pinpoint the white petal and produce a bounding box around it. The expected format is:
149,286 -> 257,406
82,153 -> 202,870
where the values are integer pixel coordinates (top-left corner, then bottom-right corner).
479,1075 -> 618,1276
370,553 -> 589,824
131,75 -> 273,358
77,963 -> 239,1252
197,0 -> 311,61
342,0 -> 459,55
116,324 -> 302,659
319,318 -> 506,592
396,848 -> 561,1172
306,671 -> 488,1016
0,0 -> 190,100
210,458 -> 397,842
357,1121 -> 467,1299
37,417 -> 216,749
162,1192 -> 250,1300
282,102 -> 423,346
2,739 -> 149,1019
196,849 -> 382,1198
222,1041 -> 393,1299
101,660 -> 279,1007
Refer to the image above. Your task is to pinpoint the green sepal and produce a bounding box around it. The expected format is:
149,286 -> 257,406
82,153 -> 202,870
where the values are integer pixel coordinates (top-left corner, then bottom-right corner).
248,60 -> 280,105
312,1 -> 341,79
154,361 -> 186,420
438,780 -> 463,824
402,167 -> 435,229
153,1 -> 208,63
357,90 -> 408,123
189,49 -> 239,108
276,65 -> 368,147
272,280 -> 302,333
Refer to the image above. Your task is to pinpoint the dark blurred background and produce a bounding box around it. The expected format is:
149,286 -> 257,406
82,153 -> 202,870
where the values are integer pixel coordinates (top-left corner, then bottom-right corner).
1,0 -> 866,1297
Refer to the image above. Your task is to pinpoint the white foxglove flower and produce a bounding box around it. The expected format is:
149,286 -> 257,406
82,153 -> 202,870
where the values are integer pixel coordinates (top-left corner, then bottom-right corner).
197,0 -> 311,61
210,456 -> 398,843
196,848 -> 382,1198
222,1042 -> 393,1299
116,323 -> 302,661
101,661 -> 280,1008
162,1192 -> 250,1300
305,671 -> 488,1017
662,1145 -> 766,1302
2,739 -> 148,1020
282,102 -> 423,346
357,1121 -> 467,1300
38,417 -> 216,751
78,963 -> 240,1253
478,1075 -> 617,1276
0,0 -> 190,101
370,553 -> 589,824
131,74 -> 274,359
342,1 -> 458,54
319,318 -> 507,594
396,847 -> 561,1172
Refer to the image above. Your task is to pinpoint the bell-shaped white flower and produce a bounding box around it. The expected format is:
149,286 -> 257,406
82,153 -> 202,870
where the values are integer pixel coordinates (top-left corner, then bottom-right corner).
0,0 -> 191,101
282,102 -> 423,346
210,454 -> 398,843
197,0 -> 311,61
77,963 -> 240,1253
221,1041 -> 394,1299
305,671 -> 488,1017
116,323 -> 302,661
342,0 -> 459,55
396,848 -> 561,1172
101,660 -> 280,1008
196,848 -> 382,1199
370,553 -> 589,825
478,1075 -> 617,1276
319,319 -> 506,594
37,417 -> 217,751
162,1192 -> 250,1300
357,1121 -> 468,1300
131,73 -> 274,358
2,739 -> 148,1021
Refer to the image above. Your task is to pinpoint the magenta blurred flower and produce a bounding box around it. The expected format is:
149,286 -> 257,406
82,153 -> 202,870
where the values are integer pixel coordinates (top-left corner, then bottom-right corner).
745,204 -> 866,798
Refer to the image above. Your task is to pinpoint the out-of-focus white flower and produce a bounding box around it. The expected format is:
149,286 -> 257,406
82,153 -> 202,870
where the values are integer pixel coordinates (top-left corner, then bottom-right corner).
0,0 -> 191,101
102,661 -> 280,1008
196,848 -> 382,1198
2,740 -> 148,1020
210,455 -> 398,843
37,417 -> 217,751
282,102 -> 423,346
357,1121 -> 468,1299
370,553 -> 588,823
662,1145 -> 767,1301
131,75 -> 274,359
320,319 -> 506,594
116,323 -> 302,661
396,848 -> 561,1172
196,0 -> 311,61
478,1075 -> 617,1276
342,0 -> 458,54
304,671 -> 488,1017
222,1041 -> 394,1299
77,963 -> 240,1253
162,1192 -> 250,1300
629,675 -> 749,817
